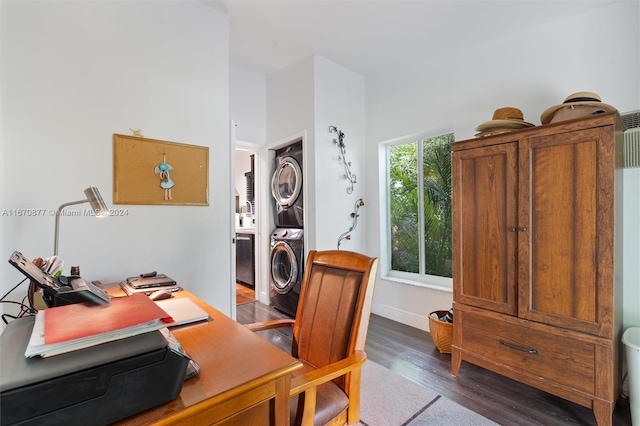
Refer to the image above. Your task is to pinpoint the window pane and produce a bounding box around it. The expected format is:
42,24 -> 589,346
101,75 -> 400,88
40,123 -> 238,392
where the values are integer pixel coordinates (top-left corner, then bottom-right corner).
389,142 -> 419,273
422,134 -> 454,278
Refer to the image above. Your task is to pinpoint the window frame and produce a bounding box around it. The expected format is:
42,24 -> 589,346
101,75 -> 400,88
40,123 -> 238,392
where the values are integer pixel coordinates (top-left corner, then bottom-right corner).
378,126 -> 454,291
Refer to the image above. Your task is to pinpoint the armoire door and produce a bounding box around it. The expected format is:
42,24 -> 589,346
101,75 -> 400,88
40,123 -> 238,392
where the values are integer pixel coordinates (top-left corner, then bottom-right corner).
453,142 -> 518,315
517,126 -> 615,337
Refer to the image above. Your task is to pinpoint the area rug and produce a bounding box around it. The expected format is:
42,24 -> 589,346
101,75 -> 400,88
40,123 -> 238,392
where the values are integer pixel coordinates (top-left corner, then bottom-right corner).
359,361 -> 497,426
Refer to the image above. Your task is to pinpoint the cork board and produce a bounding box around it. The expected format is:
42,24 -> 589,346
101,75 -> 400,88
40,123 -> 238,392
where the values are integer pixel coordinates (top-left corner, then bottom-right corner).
113,134 -> 209,205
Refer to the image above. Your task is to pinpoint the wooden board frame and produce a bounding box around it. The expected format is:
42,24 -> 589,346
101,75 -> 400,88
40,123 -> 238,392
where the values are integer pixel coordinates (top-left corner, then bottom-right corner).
113,134 -> 209,206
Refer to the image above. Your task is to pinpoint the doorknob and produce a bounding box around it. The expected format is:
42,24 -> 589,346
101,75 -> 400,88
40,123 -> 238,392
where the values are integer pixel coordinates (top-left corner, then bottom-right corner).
508,227 -> 516,232
520,227 -> 527,232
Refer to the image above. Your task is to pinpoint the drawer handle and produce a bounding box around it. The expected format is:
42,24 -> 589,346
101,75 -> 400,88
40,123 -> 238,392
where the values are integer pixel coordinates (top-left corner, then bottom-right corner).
499,339 -> 539,355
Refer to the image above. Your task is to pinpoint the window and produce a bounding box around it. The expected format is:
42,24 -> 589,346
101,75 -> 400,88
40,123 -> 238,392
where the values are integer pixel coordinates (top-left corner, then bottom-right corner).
383,130 -> 454,288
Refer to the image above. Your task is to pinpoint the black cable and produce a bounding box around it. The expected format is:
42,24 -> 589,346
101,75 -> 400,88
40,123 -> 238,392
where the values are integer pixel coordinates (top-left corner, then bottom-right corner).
0,277 -> 28,301
0,300 -> 35,324
2,314 -> 19,324
1,277 -> 37,324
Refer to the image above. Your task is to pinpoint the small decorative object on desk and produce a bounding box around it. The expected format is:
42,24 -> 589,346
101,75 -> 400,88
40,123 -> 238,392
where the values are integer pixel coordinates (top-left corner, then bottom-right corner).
429,309 -> 454,354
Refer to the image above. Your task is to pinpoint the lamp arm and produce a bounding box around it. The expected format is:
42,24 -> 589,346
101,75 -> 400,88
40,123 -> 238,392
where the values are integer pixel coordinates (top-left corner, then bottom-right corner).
53,198 -> 90,256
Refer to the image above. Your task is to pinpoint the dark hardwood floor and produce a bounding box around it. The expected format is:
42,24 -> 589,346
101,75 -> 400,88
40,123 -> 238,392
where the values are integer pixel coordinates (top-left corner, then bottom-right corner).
237,301 -> 632,426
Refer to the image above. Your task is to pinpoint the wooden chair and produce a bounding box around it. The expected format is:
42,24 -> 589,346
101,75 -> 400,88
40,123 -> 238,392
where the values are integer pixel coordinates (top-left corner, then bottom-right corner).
245,250 -> 379,426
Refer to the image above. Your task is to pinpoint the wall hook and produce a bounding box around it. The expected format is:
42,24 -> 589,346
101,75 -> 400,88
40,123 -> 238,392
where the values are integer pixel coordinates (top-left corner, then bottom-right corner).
329,126 -> 357,194
129,128 -> 144,138
337,199 -> 365,249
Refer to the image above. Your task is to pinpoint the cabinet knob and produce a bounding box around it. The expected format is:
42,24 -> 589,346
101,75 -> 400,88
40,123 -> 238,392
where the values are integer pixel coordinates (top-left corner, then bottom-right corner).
508,227 -> 516,232
520,227 -> 527,232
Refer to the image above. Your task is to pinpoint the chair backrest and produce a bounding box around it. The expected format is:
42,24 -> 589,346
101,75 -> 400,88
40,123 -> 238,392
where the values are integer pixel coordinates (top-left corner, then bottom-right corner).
291,250 -> 379,390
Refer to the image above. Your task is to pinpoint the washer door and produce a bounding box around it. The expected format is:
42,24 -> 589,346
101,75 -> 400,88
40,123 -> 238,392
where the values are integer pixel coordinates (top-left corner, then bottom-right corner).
271,156 -> 302,208
270,241 -> 299,294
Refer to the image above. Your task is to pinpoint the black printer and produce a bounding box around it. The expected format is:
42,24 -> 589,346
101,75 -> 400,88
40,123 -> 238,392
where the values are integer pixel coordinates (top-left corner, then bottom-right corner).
0,316 -> 189,426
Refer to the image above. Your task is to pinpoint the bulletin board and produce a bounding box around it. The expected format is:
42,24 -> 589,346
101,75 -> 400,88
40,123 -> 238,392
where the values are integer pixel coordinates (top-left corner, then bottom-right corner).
113,134 -> 209,206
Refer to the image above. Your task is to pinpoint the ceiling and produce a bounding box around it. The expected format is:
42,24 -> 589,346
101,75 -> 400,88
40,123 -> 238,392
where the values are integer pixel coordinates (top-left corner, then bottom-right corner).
203,0 -> 617,77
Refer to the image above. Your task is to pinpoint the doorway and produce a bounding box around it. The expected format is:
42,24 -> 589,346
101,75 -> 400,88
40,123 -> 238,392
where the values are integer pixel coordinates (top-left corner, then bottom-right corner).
235,145 -> 258,305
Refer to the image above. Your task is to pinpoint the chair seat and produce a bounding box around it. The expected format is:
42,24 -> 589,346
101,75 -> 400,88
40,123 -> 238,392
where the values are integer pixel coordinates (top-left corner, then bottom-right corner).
290,360 -> 349,426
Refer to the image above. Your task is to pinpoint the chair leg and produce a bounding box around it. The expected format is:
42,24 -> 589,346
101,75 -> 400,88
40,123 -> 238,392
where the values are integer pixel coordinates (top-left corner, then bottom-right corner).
346,367 -> 362,425
295,387 -> 317,426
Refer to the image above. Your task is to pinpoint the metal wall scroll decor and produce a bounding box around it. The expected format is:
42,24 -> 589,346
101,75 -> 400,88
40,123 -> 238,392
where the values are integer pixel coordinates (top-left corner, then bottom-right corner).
337,199 -> 364,250
328,126 -> 357,194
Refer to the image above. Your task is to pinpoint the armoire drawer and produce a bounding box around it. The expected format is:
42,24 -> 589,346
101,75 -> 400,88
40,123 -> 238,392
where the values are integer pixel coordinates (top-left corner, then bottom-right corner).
457,309 -> 596,395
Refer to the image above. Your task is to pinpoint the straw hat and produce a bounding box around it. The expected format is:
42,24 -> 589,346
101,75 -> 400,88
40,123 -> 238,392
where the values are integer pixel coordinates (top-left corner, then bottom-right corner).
475,127 -> 519,138
475,107 -> 534,132
540,91 -> 617,124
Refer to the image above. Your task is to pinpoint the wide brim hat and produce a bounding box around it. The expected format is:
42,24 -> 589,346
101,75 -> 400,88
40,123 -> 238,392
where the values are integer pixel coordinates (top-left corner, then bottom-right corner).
475,127 -> 519,138
540,91 -> 617,124
475,107 -> 535,132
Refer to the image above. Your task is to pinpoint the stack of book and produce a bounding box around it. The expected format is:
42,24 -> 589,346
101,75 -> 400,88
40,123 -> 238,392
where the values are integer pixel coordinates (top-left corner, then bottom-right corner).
26,293 -> 175,358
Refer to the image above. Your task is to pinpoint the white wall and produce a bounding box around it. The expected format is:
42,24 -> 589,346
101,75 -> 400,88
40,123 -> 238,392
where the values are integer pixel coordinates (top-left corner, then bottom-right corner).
265,55 -> 367,255
266,56 -> 315,248
0,1 -> 231,315
313,55 -> 367,253
365,1 -> 640,331
260,55 -> 367,309
230,65 -> 267,145
623,168 -> 640,330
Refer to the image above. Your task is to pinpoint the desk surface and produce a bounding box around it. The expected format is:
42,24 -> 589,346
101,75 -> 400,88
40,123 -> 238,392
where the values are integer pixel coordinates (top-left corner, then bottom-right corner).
108,285 -> 301,425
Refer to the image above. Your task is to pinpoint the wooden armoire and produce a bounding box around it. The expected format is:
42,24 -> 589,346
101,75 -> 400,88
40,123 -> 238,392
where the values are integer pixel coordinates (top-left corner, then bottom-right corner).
451,112 -> 625,426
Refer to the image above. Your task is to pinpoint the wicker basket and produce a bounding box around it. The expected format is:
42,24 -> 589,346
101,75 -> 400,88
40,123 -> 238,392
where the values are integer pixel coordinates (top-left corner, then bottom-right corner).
429,310 -> 453,354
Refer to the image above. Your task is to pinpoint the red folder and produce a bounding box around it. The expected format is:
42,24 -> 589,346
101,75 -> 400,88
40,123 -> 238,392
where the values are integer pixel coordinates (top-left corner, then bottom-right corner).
44,293 -> 174,344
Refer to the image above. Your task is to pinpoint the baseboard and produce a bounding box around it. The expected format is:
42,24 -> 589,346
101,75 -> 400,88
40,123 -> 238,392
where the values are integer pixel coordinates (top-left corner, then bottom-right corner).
372,302 -> 430,332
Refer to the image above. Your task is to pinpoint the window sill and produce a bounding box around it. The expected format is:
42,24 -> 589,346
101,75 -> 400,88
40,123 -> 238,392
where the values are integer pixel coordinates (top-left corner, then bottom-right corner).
381,274 -> 453,293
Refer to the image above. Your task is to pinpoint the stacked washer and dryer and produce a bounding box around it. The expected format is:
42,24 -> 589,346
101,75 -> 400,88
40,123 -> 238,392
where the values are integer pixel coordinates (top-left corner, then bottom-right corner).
269,140 -> 304,317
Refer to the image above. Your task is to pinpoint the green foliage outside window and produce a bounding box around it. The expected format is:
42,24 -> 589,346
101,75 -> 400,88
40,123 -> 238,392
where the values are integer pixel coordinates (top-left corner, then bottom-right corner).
388,133 -> 453,278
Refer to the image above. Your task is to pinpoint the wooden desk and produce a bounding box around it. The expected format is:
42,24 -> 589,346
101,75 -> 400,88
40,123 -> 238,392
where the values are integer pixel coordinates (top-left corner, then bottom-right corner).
107,286 -> 302,425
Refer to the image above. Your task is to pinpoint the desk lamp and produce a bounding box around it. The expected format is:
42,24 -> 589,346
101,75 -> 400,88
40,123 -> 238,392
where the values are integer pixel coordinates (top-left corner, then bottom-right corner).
53,186 -> 110,255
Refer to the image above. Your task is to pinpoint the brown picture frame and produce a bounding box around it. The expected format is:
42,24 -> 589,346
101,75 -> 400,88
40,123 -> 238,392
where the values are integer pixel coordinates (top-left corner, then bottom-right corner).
113,134 -> 209,206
